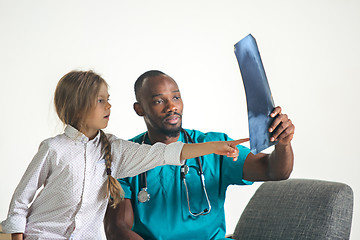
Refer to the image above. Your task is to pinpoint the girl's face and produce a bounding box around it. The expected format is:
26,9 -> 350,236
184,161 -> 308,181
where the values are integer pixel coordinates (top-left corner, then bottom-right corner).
83,83 -> 111,139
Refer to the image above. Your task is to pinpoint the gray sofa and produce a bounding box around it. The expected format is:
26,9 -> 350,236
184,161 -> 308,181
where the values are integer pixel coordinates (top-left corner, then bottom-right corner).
232,179 -> 353,240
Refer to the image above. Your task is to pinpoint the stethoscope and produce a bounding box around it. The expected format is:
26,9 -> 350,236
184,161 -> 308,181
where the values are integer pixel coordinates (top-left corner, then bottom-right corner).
137,129 -> 212,217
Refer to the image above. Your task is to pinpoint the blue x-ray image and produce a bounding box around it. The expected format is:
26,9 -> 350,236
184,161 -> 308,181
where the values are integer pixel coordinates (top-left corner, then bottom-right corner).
234,34 -> 277,154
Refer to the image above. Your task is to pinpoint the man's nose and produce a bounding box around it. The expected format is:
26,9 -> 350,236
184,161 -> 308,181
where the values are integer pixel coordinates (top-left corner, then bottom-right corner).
166,100 -> 177,112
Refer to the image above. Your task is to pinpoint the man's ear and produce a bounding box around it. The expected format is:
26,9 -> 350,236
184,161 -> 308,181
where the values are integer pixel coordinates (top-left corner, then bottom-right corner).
133,102 -> 144,116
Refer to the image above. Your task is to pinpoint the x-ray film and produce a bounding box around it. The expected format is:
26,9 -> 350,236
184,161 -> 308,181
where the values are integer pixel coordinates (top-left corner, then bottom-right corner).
234,34 -> 277,154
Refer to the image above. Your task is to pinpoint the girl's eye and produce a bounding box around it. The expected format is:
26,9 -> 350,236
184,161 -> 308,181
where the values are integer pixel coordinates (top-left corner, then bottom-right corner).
98,98 -> 110,104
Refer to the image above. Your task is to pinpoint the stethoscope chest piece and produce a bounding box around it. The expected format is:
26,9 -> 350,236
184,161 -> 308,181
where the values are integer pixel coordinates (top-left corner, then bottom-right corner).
138,187 -> 150,203
181,164 -> 189,177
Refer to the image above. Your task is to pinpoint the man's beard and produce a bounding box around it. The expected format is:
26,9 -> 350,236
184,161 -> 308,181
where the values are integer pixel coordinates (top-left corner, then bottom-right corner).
159,125 -> 182,138
159,112 -> 182,137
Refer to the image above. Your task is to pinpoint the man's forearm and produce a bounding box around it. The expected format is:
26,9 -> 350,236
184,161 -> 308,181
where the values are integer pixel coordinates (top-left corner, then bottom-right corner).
268,143 -> 294,180
105,221 -> 143,240
104,201 -> 144,240
106,228 -> 143,240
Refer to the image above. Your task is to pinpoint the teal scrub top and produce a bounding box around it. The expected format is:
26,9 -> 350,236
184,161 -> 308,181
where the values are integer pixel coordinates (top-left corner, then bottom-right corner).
119,129 -> 252,240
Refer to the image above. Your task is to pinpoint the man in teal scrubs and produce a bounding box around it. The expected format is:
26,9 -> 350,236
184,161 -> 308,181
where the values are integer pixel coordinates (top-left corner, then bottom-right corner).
104,70 -> 295,239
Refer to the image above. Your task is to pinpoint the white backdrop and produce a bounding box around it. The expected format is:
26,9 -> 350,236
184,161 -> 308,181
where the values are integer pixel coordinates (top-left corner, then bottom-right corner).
1,0 -> 359,239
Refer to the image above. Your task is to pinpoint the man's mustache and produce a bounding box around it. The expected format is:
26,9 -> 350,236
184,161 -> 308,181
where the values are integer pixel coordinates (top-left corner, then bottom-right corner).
163,112 -> 182,120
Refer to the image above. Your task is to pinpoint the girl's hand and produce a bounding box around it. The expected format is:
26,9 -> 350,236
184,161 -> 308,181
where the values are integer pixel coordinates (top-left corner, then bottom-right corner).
214,138 -> 249,161
180,138 -> 249,161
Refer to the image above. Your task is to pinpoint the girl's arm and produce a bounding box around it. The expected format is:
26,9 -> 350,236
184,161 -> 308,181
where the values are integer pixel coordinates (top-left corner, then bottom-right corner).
180,138 -> 249,161
112,138 -> 249,178
2,140 -> 51,234
11,233 -> 23,240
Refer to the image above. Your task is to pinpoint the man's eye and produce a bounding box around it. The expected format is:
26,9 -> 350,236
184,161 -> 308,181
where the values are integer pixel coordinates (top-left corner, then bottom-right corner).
155,99 -> 164,104
174,96 -> 181,101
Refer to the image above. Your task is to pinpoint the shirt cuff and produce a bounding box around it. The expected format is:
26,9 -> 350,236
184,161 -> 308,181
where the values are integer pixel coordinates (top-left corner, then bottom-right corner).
164,142 -> 185,166
1,216 -> 26,234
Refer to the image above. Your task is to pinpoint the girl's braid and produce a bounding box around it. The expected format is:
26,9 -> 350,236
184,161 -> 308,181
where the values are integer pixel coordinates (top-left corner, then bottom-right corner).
100,130 -> 124,207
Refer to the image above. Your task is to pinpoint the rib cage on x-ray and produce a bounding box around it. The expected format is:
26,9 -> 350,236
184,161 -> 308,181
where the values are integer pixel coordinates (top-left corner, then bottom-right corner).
234,34 -> 277,154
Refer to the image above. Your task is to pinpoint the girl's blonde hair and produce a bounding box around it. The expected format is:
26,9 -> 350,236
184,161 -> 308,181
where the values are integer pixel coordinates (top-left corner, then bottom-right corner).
54,70 -> 124,207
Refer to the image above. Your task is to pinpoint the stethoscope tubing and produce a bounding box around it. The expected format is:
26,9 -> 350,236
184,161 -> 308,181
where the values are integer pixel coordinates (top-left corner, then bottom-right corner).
138,129 -> 212,216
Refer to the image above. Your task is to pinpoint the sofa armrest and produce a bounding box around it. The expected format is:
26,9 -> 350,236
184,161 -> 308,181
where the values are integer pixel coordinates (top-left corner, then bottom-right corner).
232,179 -> 353,240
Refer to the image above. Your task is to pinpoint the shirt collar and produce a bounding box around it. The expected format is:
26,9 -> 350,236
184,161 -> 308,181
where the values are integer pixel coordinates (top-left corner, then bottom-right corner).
141,130 -> 186,144
64,125 -> 101,144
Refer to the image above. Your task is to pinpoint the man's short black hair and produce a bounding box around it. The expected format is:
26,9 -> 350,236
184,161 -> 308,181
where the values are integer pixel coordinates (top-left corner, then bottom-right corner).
134,70 -> 166,101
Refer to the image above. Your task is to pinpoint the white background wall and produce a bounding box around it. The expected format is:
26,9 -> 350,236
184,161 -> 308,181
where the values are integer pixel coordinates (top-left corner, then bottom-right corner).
1,0 -> 359,239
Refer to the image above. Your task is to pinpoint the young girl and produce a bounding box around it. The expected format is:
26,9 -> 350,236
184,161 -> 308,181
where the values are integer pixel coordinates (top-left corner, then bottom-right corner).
1,70 -> 247,240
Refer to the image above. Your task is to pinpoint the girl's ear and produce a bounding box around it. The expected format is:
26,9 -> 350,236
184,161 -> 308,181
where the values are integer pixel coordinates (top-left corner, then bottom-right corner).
133,102 -> 144,116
